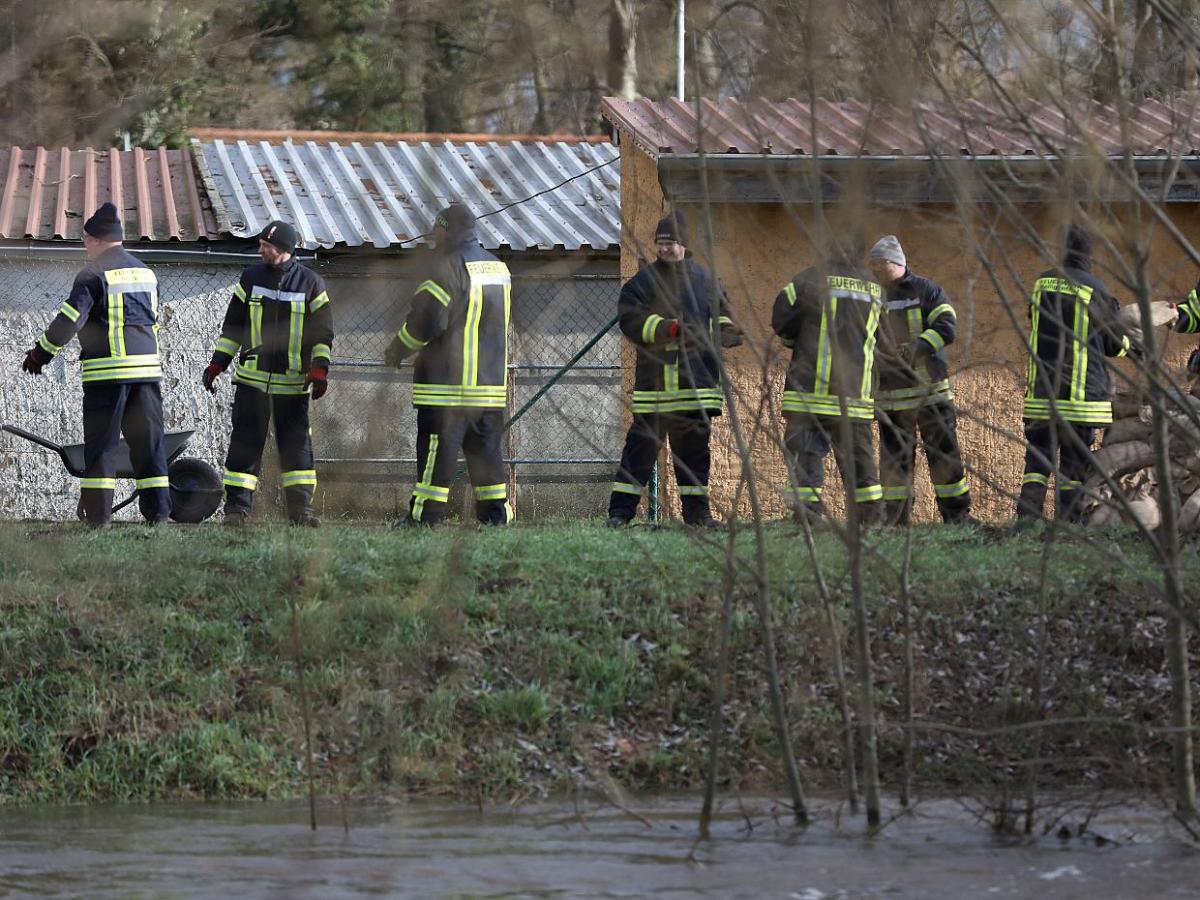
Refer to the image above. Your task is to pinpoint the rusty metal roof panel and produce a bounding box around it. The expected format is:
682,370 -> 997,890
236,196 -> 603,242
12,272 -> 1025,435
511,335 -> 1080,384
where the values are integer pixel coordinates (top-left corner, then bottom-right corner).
0,146 -> 219,243
601,97 -> 1200,158
192,137 -> 622,251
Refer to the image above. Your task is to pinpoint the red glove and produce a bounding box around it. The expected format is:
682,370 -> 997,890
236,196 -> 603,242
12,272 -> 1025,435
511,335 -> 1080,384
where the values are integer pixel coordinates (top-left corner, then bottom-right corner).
305,367 -> 328,400
22,346 -> 50,375
667,320 -> 680,341
202,362 -> 223,393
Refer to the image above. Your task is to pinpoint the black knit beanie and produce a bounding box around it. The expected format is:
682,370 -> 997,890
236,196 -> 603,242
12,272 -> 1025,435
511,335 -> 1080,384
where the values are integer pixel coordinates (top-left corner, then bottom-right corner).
434,203 -> 475,238
260,220 -> 299,254
83,202 -> 123,241
654,212 -> 688,246
1064,224 -> 1093,261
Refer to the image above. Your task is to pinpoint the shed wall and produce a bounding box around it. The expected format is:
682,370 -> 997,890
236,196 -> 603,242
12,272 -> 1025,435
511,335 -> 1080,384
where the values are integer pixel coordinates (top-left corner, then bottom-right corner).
618,142 -> 1198,523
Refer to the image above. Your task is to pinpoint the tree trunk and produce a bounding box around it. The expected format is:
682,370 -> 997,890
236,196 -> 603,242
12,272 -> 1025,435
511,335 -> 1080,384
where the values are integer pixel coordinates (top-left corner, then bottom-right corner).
607,0 -> 638,100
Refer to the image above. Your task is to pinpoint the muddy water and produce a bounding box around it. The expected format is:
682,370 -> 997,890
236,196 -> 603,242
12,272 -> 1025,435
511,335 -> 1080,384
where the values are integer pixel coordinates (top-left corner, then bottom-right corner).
0,797 -> 1196,898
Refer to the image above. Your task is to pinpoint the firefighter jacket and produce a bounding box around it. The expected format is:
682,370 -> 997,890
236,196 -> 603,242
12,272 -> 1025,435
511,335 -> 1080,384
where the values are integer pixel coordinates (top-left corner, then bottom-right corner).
1176,279 -> 1200,333
875,269 -> 957,411
772,263 -> 883,420
1024,259 -> 1130,426
618,255 -> 738,415
391,233 -> 511,409
35,246 -> 162,384
210,258 -> 333,396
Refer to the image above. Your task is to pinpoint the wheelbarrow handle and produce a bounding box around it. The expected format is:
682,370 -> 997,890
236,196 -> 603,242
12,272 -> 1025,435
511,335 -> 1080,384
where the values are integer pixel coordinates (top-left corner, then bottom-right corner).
2,423 -> 64,454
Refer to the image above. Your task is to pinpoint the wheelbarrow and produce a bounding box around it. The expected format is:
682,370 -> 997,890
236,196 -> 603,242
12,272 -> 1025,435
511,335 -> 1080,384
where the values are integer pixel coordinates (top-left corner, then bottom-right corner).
2,424 -> 223,523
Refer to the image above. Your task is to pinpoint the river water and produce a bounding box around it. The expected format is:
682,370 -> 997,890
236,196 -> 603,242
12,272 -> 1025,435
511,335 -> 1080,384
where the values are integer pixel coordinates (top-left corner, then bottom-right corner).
0,796 -> 1196,898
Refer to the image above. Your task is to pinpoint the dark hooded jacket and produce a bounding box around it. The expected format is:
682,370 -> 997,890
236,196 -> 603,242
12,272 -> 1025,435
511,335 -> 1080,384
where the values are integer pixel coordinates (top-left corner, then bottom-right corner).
391,223 -> 511,409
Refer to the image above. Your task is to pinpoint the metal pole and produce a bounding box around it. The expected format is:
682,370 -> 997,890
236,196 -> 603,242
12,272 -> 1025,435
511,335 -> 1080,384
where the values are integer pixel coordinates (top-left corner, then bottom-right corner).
676,0 -> 686,101
648,462 -> 660,522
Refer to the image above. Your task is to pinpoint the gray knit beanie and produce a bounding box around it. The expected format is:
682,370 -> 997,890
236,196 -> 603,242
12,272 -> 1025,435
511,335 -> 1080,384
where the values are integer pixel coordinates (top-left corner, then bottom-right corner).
870,234 -> 906,268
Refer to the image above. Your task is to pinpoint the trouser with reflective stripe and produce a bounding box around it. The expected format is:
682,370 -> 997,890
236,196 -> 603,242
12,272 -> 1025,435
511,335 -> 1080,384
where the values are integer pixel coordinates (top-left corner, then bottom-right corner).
408,407 -> 511,526
81,381 -> 170,525
783,413 -> 881,524
1016,421 -> 1096,523
878,401 -> 971,525
223,386 -> 315,520
608,411 -> 713,523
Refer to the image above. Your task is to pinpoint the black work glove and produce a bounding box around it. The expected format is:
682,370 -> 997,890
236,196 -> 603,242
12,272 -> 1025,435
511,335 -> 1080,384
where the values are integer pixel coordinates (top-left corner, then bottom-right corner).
719,323 -> 745,349
384,336 -> 409,369
1188,346 -> 1200,377
897,340 -> 927,368
22,346 -> 50,375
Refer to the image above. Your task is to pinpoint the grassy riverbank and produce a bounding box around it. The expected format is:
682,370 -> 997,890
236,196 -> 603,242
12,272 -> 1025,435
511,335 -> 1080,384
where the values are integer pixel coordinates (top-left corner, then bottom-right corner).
0,520 -> 1196,805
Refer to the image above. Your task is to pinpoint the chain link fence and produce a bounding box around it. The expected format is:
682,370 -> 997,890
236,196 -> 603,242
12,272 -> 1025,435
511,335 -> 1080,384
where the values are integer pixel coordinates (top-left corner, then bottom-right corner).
0,252 -> 623,522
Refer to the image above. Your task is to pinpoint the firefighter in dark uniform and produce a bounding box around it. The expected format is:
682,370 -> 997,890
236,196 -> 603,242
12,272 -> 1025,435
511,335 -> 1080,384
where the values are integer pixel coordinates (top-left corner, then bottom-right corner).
869,235 -> 972,524
20,202 -> 171,527
384,203 -> 513,526
772,234 -> 884,523
1171,276 -> 1200,382
606,213 -> 743,528
203,221 -> 333,527
1017,225 -> 1131,522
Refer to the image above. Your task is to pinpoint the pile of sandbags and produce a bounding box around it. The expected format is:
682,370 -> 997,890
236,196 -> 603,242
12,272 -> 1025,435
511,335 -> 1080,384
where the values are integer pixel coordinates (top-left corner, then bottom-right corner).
1084,384 -> 1200,530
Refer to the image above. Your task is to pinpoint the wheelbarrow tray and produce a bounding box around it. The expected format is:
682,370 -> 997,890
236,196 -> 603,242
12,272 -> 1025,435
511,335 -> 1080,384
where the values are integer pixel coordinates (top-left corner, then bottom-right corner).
3,424 -> 193,477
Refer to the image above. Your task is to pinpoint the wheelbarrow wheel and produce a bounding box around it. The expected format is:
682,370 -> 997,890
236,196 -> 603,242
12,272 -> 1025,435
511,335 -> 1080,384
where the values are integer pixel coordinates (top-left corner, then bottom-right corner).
168,458 -> 223,523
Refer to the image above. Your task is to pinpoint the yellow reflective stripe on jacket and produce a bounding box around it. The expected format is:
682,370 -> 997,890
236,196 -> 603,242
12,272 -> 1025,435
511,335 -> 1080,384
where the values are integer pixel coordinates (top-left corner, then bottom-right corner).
1071,286 -> 1093,403
782,391 -> 874,419
814,296 -> 838,395
80,353 -> 163,382
642,314 -> 664,343
861,300 -> 880,401
1022,397 -> 1113,424
310,290 -> 330,312
416,280 -> 452,307
928,303 -> 955,323
107,290 -> 126,357
136,475 -> 169,490
81,353 -> 161,371
38,334 -> 62,355
461,283 -> 484,387
784,282 -> 798,306
215,337 -> 240,357
875,379 -> 953,411
918,329 -> 945,353
233,366 -> 308,394
233,282 -> 247,302
398,324 -> 427,350
412,383 -> 506,407
906,307 -> 922,339
311,342 -> 332,362
1026,286 -> 1042,397
287,301 -> 305,374
58,302 -> 80,322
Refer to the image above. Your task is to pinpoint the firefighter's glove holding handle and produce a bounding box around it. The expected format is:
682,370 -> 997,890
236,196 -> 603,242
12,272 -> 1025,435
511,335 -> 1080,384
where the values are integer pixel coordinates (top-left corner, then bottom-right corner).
384,336 -> 408,369
202,361 -> 224,394
305,367 -> 328,400
21,346 -> 49,376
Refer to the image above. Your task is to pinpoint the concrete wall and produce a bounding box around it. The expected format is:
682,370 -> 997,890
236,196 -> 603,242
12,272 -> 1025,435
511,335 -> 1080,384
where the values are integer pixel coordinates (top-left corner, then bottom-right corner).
617,141 -> 1199,523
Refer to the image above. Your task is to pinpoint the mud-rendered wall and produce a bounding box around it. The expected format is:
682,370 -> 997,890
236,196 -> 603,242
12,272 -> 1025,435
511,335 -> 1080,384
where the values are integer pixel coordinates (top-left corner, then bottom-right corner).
617,141 -> 1200,523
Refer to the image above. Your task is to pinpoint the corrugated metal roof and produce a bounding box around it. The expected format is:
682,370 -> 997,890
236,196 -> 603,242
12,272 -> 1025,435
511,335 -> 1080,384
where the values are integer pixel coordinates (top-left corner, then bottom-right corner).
601,97 -> 1200,158
192,137 -> 621,251
0,146 -> 219,242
